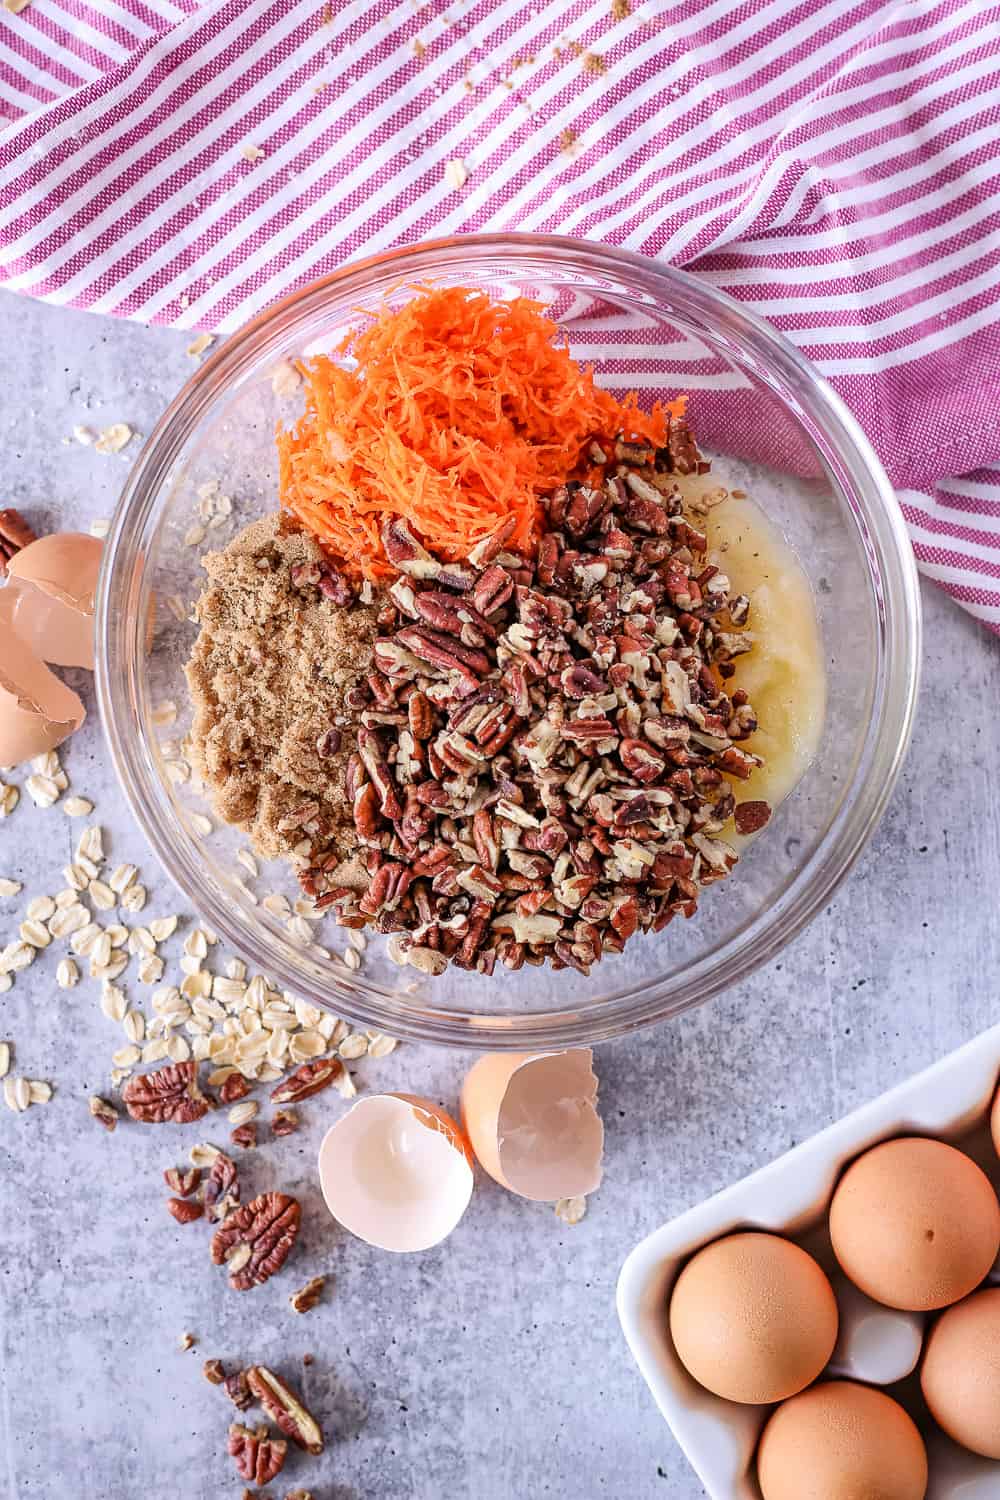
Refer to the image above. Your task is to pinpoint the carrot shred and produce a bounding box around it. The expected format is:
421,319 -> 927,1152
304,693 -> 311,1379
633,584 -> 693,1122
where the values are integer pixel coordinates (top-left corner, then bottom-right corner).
277,287 -> 684,580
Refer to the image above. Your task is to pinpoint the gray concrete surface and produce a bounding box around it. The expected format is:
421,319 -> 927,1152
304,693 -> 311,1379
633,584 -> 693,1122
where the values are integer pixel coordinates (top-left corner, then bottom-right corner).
0,288 -> 997,1500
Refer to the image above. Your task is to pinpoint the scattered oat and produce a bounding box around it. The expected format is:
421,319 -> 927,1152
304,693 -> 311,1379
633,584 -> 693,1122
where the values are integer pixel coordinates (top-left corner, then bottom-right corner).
111,1044 -> 141,1070
444,158 -> 468,190
228,1099 -> 259,1126
184,523 -> 207,548
270,360 -> 301,399
56,958 -> 79,989
94,423 -> 134,455
149,915 -> 178,942
123,1010 -> 146,1045
28,1081 -> 52,1105
178,1332 -> 196,1351
167,1034 -> 192,1063
62,796 -> 93,818
48,903 -> 89,938
367,1033 -> 398,1059
101,984 -> 128,1023
190,813 -> 213,837
25,774 -> 60,808
121,884 -> 147,913
89,517 -> 110,539
25,895 -> 54,922
0,975 -> 12,994
0,941 -> 35,973
77,826 -> 104,864
186,333 -> 214,358
343,946 -> 361,972
19,919 -> 50,949
241,144 -> 265,162
0,1042 -> 9,1079
0,878 -> 22,899
151,700 -> 178,728
339,1032 -> 369,1061
189,1142 -> 221,1168
555,1195 -> 588,1225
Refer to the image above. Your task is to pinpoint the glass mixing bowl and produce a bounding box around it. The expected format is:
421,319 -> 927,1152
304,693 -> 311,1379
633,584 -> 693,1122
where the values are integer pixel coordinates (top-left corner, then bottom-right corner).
96,234 -> 921,1049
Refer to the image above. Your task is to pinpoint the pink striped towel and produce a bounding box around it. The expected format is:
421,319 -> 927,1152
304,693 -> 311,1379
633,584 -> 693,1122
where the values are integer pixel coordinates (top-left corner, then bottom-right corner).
2,0 -> 999,632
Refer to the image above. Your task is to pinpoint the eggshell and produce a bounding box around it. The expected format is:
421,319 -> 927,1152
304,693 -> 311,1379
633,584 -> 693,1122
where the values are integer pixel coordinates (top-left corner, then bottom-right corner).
4,532 -> 102,668
668,1231 -> 838,1405
0,626 -> 86,765
920,1287 -> 1000,1459
991,1084 -> 1000,1160
317,1093 -> 473,1253
827,1273 -> 924,1386
829,1136 -> 1000,1311
756,1380 -> 928,1500
460,1050 -> 603,1202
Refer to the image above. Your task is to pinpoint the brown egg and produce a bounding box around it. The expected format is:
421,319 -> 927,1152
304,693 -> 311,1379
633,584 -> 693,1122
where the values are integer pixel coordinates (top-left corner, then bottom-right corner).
756,1380 -> 928,1500
921,1287 -> 1000,1459
668,1231 -> 838,1404
829,1136 -> 1000,1311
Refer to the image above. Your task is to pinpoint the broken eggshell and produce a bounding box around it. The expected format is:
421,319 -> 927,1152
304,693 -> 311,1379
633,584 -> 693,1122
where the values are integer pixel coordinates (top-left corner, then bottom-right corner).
461,1050 -> 604,1202
3,532 -> 102,669
317,1093 -> 474,1253
0,626 -> 86,764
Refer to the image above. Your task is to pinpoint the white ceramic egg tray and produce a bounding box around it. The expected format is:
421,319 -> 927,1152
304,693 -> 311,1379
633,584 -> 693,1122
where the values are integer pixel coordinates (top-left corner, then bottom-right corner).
617,1023 -> 1000,1500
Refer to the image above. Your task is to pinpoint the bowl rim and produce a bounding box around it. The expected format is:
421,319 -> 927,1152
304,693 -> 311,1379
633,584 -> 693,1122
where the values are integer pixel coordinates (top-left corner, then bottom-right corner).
95,231 -> 922,1049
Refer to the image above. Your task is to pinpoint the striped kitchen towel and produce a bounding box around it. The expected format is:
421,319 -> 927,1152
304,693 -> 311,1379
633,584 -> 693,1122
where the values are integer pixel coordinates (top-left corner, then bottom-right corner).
2,0 -> 999,632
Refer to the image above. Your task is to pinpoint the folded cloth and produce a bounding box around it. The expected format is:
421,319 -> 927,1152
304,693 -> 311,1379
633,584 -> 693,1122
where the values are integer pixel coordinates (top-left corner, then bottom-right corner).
2,0 -> 999,631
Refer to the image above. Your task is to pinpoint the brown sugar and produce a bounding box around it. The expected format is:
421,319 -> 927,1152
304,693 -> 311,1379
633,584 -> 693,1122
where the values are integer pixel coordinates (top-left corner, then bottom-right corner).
185,514 -> 376,866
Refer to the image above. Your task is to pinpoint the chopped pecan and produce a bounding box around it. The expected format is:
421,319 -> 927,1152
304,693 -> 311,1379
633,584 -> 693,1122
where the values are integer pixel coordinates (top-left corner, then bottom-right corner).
289,1275 -> 326,1314
0,508 -> 37,574
734,800 -> 771,836
228,1423 -> 288,1485
224,1369 -> 254,1411
271,1058 -> 343,1105
123,1062 -> 209,1124
89,1095 -> 118,1132
271,1109 -> 299,1137
164,1166 -> 201,1197
231,1123 -> 258,1150
167,1197 -> 204,1225
204,1150 -> 240,1222
246,1366 -> 324,1455
211,1193 -> 301,1291
217,1073 -> 252,1105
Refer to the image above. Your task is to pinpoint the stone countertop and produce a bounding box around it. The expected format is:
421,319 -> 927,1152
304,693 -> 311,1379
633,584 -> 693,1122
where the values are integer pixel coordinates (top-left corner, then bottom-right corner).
0,289 -> 997,1500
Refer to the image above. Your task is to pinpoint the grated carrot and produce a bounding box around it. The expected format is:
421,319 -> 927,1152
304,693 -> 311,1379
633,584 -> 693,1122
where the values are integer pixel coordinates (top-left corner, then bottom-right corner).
277,286 -> 683,580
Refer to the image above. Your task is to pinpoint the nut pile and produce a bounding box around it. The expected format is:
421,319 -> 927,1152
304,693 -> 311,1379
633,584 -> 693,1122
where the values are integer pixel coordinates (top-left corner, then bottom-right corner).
204,1355 -> 323,1489
308,436 -> 769,976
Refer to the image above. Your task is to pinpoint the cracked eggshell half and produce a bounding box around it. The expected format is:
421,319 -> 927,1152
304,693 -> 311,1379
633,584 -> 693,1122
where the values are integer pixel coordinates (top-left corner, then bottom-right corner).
0,625 -> 85,765
3,532 -> 102,669
461,1050 -> 604,1202
317,1093 -> 474,1253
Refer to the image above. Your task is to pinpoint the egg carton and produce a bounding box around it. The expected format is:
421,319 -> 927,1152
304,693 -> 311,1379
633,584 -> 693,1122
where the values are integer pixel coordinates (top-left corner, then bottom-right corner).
616,1024 -> 1000,1500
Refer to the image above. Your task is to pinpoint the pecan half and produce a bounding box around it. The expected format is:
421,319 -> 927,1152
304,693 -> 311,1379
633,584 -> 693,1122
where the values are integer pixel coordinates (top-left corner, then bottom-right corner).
245,1366 -> 324,1455
228,1423 -> 288,1485
231,1122 -> 258,1149
123,1062 -> 209,1123
270,1058 -> 342,1105
203,1358 -> 226,1386
167,1197 -> 204,1225
164,1166 -> 201,1196
211,1193 -> 301,1291
271,1109 -> 299,1137
0,508 -> 37,574
289,1275 -> 325,1314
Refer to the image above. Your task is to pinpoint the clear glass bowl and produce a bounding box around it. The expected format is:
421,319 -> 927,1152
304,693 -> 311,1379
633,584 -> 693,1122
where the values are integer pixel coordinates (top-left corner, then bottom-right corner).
96,234 -> 921,1049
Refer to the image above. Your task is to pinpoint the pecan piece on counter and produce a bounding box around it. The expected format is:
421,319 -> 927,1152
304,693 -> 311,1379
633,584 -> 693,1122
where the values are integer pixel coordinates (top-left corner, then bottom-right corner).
88,1095 -> 119,1132
270,1058 -> 342,1106
202,1358 -> 226,1386
217,1072 -> 252,1105
224,1369 -> 254,1411
0,508 -> 37,575
289,1275 -> 326,1314
211,1192 -> 301,1291
203,1149 -> 240,1222
164,1166 -> 201,1197
231,1122 -> 258,1150
167,1197 -> 204,1225
284,1490 -> 315,1500
123,1061 -> 209,1124
228,1423 -> 288,1485
271,1109 -> 299,1138
246,1366 -> 324,1455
